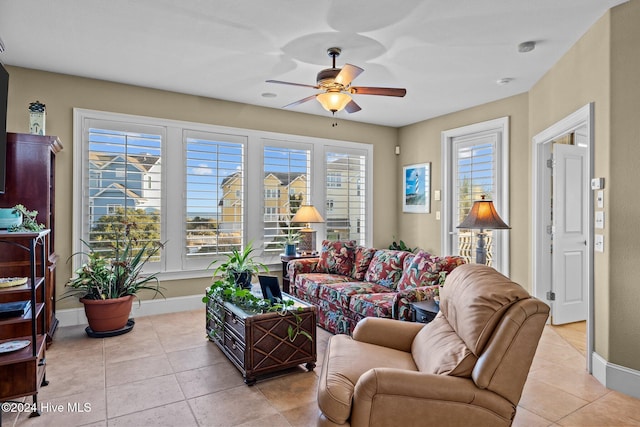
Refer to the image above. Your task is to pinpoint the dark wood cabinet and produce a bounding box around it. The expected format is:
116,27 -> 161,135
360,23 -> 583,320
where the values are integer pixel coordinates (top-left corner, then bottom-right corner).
0,230 -> 49,410
0,133 -> 62,344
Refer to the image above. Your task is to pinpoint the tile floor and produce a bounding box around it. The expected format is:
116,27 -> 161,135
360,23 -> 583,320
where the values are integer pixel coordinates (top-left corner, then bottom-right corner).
3,310 -> 640,427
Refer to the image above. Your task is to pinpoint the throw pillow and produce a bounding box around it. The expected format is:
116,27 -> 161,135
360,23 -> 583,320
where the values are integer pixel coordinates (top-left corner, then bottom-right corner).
317,240 -> 356,276
396,250 -> 441,291
351,246 -> 377,280
363,250 -> 411,290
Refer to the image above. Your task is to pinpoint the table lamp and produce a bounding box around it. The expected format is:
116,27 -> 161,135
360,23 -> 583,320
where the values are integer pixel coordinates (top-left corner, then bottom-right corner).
457,195 -> 510,265
291,205 -> 325,254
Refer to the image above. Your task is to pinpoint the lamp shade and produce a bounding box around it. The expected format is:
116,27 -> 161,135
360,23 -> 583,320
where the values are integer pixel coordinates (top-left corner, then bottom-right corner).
316,92 -> 352,113
291,205 -> 325,224
457,196 -> 510,230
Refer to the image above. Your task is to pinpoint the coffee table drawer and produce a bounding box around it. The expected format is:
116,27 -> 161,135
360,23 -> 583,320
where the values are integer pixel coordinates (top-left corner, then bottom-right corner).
223,331 -> 245,368
224,309 -> 246,339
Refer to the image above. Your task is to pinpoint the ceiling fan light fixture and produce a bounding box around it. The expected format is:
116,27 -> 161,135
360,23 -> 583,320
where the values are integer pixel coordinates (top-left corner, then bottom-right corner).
317,91 -> 351,113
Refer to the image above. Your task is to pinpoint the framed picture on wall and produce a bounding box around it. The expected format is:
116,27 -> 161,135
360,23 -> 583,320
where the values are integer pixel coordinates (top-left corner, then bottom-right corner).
403,162 -> 430,213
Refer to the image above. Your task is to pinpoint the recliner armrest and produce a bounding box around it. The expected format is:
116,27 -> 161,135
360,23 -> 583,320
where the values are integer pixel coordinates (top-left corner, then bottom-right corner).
351,368 -> 515,427
352,317 -> 424,352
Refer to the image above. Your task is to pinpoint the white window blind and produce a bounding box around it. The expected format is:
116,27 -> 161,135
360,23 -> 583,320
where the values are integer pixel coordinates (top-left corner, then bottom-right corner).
325,151 -> 367,245
263,143 -> 310,254
85,125 -> 163,261
184,130 -> 245,257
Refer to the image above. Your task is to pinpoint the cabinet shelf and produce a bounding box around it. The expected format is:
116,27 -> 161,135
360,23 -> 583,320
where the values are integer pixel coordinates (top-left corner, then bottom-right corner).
0,302 -> 45,329
0,277 -> 44,297
0,335 -> 45,366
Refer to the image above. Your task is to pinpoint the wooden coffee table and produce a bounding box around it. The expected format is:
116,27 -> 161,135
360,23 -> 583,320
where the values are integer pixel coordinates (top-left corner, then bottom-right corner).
206,293 -> 317,385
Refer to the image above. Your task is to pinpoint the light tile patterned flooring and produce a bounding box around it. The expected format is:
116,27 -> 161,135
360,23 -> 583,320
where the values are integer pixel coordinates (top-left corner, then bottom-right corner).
3,310 -> 640,427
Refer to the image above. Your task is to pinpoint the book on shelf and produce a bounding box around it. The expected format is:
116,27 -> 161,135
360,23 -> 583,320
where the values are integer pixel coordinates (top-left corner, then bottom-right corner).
0,300 -> 31,319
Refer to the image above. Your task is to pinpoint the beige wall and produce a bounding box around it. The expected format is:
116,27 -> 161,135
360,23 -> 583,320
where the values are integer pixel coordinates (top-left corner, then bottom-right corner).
529,7 -> 613,361
609,0 -> 640,370
397,93 -> 530,287
5,67 -> 399,308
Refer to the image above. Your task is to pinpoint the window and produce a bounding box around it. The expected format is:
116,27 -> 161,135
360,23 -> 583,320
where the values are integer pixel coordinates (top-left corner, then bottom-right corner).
327,172 -> 342,188
262,142 -> 311,254
184,130 -> 245,258
442,118 -> 509,274
326,199 -> 334,212
80,123 -> 163,262
74,109 -> 372,278
325,149 -> 368,245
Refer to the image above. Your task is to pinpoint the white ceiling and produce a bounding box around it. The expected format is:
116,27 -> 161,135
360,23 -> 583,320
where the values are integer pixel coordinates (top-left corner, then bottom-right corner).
0,0 -> 628,127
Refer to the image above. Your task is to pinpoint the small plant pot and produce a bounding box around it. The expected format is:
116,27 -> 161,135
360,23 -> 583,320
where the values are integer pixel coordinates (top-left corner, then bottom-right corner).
80,295 -> 134,332
284,243 -> 297,256
232,271 -> 253,289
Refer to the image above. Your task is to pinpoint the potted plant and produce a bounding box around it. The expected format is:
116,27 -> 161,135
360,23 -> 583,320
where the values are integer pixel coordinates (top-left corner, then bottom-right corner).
283,229 -> 299,256
209,241 -> 269,289
202,276 -> 312,343
64,222 -> 165,334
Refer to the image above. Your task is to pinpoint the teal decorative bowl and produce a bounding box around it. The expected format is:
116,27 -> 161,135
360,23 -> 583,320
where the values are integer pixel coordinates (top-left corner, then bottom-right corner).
0,208 -> 23,229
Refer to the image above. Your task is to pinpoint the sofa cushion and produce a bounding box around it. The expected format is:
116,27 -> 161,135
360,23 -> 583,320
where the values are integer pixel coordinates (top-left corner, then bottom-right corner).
317,240 -> 356,276
411,314 -> 477,377
364,250 -> 411,290
349,293 -> 395,319
318,282 -> 393,311
396,250 -> 441,291
440,264 -> 531,356
351,245 -> 377,281
294,273 -> 350,300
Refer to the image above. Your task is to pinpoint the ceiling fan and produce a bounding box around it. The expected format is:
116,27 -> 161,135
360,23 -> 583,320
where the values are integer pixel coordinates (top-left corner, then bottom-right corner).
266,47 -> 406,115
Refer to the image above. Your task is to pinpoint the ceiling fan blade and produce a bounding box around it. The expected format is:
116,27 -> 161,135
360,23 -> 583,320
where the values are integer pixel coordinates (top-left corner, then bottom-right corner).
344,99 -> 362,114
350,86 -> 407,97
335,64 -> 364,87
282,94 -> 318,109
266,79 -> 319,89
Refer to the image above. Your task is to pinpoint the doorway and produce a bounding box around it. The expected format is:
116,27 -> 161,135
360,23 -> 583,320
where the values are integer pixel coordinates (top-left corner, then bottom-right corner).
532,103 -> 594,372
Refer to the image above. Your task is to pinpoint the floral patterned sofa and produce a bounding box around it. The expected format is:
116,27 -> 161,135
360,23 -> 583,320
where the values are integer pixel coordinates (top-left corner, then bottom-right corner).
287,240 -> 466,334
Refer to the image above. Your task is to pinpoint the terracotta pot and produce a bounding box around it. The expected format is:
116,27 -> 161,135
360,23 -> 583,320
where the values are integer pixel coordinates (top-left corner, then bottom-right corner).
80,295 -> 134,332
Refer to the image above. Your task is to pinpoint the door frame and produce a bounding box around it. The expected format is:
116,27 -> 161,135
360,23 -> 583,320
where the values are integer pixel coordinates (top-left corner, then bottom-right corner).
532,103 -> 594,372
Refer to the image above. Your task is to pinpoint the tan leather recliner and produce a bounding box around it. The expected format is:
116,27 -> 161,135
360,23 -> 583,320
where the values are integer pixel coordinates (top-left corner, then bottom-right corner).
317,264 -> 550,427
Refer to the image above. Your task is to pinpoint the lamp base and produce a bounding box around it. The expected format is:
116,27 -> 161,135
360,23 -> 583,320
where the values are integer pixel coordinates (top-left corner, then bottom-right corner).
298,229 -> 316,254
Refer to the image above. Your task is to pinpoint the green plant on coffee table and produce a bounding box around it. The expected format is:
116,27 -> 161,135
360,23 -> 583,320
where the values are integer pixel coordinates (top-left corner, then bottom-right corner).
9,204 -> 45,232
202,277 -> 311,342
208,241 -> 269,289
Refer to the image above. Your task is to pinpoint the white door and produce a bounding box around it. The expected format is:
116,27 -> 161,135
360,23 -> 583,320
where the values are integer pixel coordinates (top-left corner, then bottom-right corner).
552,143 -> 588,324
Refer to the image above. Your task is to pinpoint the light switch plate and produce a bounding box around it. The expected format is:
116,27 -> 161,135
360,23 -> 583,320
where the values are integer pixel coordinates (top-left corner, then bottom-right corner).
597,190 -> 604,208
595,211 -> 604,229
435,211 -> 441,220
434,190 -> 441,201
595,234 -> 604,252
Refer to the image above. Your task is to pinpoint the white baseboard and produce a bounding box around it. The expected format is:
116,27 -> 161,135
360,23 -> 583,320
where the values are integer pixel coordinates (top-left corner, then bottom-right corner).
56,295 -> 205,328
592,352 -> 640,399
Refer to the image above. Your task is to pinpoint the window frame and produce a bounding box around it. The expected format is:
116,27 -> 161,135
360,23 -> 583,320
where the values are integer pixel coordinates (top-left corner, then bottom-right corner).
73,108 -> 373,280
